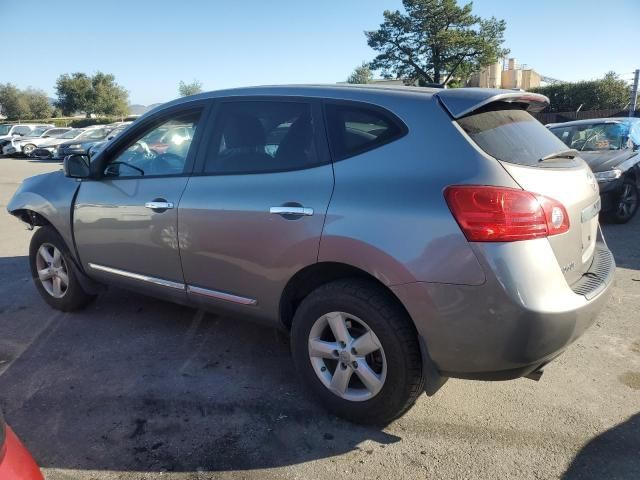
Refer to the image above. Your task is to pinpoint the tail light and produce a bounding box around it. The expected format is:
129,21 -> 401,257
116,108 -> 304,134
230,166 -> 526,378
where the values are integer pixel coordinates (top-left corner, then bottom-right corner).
444,185 -> 570,242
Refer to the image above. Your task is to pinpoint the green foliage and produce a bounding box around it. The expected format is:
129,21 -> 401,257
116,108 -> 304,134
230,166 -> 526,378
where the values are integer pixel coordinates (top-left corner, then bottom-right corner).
55,72 -> 129,117
366,0 -> 508,85
179,80 -> 203,97
24,88 -> 52,118
531,72 -> 634,113
68,117 -> 118,128
347,62 -> 374,84
0,84 -> 51,120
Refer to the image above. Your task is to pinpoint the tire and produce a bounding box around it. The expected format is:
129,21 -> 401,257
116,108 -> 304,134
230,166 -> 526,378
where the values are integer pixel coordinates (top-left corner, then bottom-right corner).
291,279 -> 424,425
29,226 -> 96,312
608,178 -> 639,224
22,144 -> 36,156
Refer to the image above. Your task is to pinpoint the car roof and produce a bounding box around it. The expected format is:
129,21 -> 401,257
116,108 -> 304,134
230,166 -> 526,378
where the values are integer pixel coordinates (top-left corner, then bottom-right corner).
144,84 -> 549,121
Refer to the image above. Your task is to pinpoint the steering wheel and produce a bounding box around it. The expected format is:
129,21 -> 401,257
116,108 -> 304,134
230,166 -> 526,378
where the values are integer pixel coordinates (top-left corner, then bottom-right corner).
132,140 -> 156,159
148,152 -> 184,175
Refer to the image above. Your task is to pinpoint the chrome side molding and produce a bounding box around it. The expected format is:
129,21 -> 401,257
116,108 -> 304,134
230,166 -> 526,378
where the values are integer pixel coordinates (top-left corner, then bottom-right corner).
87,263 -> 257,306
88,263 -> 185,290
187,285 -> 257,305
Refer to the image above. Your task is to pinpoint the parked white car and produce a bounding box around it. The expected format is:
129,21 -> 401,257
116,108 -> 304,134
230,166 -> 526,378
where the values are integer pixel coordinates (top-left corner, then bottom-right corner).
2,127 -> 72,156
0,123 -> 54,143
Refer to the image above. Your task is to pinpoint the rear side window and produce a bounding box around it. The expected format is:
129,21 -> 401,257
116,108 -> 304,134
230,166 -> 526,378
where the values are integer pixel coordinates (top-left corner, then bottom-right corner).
324,103 -> 406,160
457,106 -> 568,166
205,101 -> 320,174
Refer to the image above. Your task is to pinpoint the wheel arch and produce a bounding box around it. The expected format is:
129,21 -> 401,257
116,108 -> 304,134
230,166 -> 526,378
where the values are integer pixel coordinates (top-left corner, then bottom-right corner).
280,261 -> 447,395
279,262 -> 408,330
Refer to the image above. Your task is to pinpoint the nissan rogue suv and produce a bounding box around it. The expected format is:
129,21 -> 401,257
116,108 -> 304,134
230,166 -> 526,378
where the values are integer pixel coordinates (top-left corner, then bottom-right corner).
8,85 -> 614,424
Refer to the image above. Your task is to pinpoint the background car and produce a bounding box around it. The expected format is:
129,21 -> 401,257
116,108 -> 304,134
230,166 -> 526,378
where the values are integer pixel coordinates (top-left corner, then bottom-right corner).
31,127 -> 110,160
2,127 -> 72,156
56,126 -> 114,158
0,124 -> 54,150
548,118 -> 640,223
87,122 -> 133,157
0,409 -> 44,479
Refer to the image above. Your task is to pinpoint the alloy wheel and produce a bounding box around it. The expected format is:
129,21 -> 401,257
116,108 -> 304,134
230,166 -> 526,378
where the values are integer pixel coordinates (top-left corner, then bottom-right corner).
22,144 -> 36,155
308,311 -> 387,401
616,183 -> 638,221
35,243 -> 69,298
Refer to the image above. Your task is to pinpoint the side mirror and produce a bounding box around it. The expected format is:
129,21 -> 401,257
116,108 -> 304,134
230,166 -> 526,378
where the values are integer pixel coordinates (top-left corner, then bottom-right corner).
63,154 -> 91,179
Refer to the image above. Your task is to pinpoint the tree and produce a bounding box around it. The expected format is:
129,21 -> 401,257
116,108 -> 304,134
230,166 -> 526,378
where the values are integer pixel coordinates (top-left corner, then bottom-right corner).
0,83 -> 31,120
55,72 -> 128,117
179,80 -> 203,97
365,0 -> 508,86
347,62 -> 374,84
24,88 -> 52,119
531,72 -> 634,113
90,72 -> 129,116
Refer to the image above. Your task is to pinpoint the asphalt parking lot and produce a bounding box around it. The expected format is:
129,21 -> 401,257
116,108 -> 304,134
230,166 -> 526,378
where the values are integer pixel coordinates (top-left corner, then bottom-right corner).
0,156 -> 638,480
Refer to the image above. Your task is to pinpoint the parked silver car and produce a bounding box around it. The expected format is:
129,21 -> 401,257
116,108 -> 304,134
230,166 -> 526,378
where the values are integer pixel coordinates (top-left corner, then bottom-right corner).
7,86 -> 614,423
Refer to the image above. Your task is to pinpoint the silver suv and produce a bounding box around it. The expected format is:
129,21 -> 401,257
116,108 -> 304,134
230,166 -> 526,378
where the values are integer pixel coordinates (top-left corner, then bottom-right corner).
8,86 -> 614,424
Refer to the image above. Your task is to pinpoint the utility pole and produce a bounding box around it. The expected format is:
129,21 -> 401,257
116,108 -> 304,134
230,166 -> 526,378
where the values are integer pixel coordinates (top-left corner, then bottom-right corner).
630,69 -> 639,118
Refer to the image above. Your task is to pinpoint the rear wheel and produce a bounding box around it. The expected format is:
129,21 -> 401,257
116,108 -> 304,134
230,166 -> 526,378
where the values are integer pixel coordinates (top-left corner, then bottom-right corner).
291,279 -> 424,424
29,226 -> 96,311
609,178 -> 639,224
22,143 -> 36,156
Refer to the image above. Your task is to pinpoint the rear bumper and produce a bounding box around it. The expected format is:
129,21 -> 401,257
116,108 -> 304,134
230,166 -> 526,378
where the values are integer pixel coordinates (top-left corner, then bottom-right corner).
0,427 -> 44,480
392,240 -> 614,380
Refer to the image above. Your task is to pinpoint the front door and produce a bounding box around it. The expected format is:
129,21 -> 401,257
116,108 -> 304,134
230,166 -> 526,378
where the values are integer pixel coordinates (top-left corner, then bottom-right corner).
73,106 -> 205,300
178,99 -> 334,321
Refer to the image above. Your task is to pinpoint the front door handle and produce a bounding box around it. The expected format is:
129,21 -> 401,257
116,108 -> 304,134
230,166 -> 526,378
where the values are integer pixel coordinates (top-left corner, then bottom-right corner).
145,200 -> 174,211
270,206 -> 314,217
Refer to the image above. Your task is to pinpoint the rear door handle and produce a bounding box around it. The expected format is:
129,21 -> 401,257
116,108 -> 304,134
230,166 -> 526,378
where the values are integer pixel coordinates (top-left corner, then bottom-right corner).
145,201 -> 174,210
270,206 -> 314,216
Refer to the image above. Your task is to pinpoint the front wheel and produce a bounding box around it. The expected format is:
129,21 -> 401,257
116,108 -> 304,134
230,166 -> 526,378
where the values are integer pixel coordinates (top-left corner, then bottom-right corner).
609,178 -> 639,224
22,143 -> 36,156
291,279 -> 424,424
29,226 -> 96,311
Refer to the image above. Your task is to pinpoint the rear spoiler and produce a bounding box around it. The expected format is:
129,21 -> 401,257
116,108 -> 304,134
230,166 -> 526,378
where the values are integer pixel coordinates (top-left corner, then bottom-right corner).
435,88 -> 550,119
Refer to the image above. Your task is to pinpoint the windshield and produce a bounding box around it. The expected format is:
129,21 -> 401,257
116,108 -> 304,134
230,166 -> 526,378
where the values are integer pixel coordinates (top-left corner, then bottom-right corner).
60,129 -> 83,139
457,105 -> 568,166
78,128 -> 110,140
0,125 -> 11,135
25,128 -> 47,138
550,122 -> 632,151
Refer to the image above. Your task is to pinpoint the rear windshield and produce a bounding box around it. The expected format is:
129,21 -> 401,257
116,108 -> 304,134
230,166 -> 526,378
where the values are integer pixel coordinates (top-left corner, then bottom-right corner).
457,106 -> 568,166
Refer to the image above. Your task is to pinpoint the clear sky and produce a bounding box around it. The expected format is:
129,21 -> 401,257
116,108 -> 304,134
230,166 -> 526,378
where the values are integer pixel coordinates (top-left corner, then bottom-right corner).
3,0 -> 638,105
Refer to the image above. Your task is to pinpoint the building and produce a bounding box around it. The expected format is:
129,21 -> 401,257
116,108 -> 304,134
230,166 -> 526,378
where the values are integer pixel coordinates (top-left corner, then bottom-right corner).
468,58 -> 541,90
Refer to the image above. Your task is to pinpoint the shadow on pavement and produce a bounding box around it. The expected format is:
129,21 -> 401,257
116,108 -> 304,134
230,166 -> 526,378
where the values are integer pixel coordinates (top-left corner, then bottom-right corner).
0,255 -> 400,473
562,413 -> 640,479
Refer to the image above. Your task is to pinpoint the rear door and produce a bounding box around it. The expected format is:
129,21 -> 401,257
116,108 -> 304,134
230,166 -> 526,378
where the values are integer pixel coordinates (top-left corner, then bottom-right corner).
456,105 -> 600,284
178,98 -> 334,322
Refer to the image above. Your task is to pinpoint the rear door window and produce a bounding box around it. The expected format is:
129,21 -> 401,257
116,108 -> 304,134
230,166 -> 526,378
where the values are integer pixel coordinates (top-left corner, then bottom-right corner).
205,100 -> 320,174
457,105 -> 568,166
324,103 -> 406,160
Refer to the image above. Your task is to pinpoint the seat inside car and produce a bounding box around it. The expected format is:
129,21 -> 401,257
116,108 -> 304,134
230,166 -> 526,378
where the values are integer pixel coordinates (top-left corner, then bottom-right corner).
217,113 -> 272,172
274,112 -> 313,169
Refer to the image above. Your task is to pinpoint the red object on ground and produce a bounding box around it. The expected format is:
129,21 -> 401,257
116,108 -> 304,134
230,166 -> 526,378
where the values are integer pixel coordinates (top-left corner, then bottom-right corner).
0,426 -> 44,480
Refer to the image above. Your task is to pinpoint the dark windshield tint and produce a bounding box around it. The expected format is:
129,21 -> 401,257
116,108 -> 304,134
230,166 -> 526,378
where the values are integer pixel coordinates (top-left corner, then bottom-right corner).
457,107 -> 568,166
